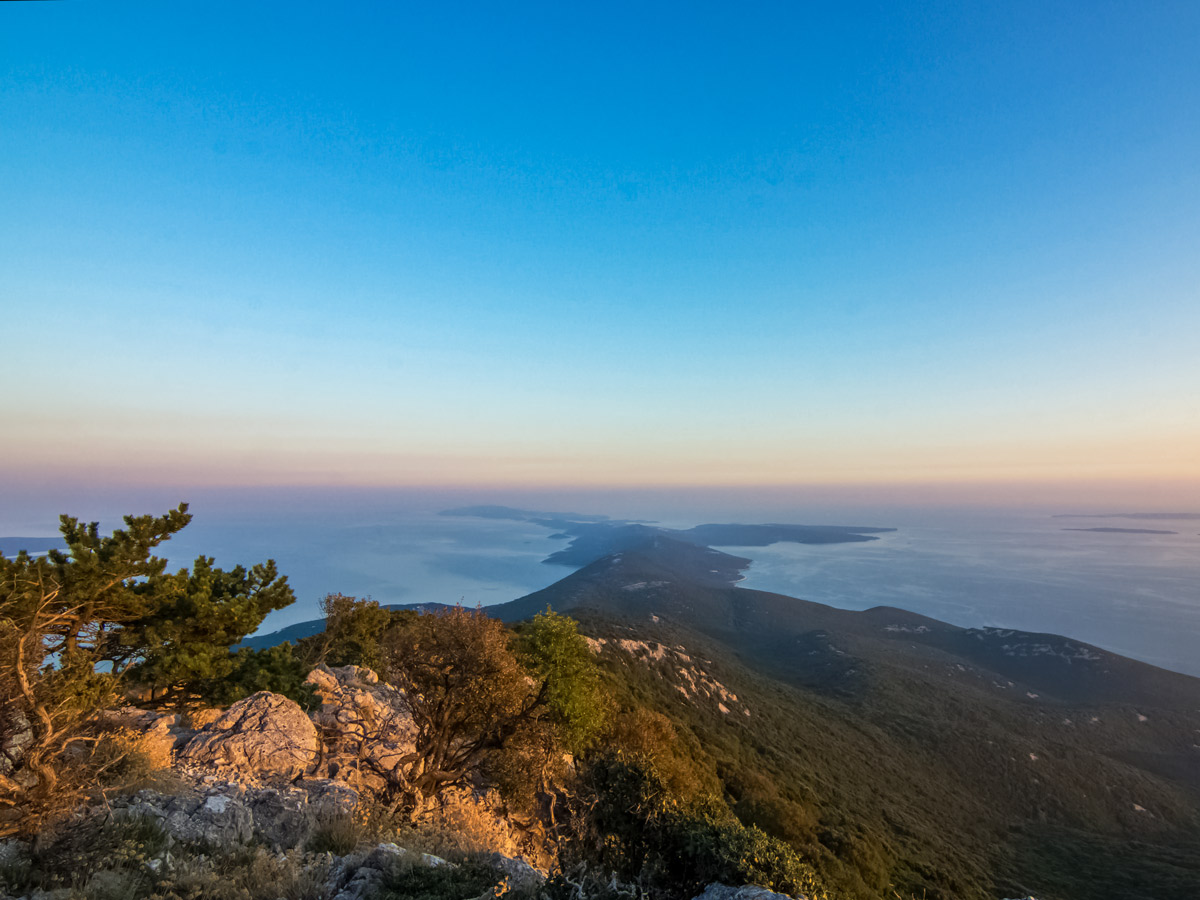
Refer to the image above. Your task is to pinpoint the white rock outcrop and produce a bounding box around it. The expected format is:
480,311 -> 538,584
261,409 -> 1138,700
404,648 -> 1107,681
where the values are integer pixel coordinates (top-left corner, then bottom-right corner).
178,691 -> 319,781
305,664 -> 417,790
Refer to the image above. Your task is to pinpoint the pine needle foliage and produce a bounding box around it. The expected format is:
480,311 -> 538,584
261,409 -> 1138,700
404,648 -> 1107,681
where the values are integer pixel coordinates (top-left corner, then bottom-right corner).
0,504 -> 299,836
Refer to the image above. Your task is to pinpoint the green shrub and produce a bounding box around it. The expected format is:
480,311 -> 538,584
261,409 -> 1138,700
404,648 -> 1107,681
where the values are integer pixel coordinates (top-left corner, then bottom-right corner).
302,593 -> 393,671
0,506 -> 297,836
579,754 -> 830,900
516,608 -> 609,753
214,643 -> 317,709
377,857 -> 499,900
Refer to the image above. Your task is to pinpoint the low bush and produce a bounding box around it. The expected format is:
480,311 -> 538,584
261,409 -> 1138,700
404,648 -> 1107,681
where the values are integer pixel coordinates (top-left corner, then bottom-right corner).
376,856 -> 500,900
578,753 -> 829,900
396,803 -> 512,860
144,846 -> 329,900
0,841 -> 32,896
305,810 -> 364,856
3,813 -> 170,897
305,796 -> 407,856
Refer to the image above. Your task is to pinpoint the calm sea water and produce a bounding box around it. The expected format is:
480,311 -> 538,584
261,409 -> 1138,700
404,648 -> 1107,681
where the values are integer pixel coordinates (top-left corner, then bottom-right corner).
4,492 -> 1197,677
717,510 -> 1200,677
151,508 -> 574,631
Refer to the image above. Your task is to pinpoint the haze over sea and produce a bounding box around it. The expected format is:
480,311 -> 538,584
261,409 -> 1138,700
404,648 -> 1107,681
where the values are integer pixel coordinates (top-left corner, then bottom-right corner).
3,487 -> 1197,678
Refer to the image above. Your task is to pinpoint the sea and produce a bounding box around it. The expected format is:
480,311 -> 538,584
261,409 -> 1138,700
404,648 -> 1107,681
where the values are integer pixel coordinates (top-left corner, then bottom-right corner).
3,488 -> 1198,678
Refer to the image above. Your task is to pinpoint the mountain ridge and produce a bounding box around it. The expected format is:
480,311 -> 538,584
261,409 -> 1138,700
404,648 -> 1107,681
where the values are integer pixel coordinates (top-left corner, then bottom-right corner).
502,539 -> 1200,898
239,521 -> 1200,897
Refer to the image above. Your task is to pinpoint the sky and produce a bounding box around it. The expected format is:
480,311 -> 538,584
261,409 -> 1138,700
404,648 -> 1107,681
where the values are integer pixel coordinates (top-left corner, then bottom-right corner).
3,1 -> 1199,507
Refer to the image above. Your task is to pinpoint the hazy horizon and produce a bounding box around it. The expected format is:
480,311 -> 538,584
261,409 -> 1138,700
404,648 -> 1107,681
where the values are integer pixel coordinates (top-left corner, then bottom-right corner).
4,480 -> 1200,537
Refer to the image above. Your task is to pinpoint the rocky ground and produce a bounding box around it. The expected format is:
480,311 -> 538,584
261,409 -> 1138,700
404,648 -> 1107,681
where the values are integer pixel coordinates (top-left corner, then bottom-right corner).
0,665 -> 801,900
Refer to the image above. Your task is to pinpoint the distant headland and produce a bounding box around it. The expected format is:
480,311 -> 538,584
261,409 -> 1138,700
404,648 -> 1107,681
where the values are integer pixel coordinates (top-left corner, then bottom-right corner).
440,505 -> 895,569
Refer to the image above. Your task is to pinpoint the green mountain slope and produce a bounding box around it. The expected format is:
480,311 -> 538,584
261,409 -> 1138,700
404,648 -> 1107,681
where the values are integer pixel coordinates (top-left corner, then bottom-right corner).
489,538 -> 1200,900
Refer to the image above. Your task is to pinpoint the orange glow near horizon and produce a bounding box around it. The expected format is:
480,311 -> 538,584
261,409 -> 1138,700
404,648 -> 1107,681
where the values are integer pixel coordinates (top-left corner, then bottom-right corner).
6,428 -> 1200,510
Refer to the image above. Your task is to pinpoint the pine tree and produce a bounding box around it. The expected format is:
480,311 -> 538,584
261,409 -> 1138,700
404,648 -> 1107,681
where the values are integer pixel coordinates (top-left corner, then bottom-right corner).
0,504 -> 296,835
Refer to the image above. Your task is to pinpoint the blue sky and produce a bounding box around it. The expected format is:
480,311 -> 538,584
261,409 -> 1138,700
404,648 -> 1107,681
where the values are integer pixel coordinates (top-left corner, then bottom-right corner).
3,1 -> 1198,500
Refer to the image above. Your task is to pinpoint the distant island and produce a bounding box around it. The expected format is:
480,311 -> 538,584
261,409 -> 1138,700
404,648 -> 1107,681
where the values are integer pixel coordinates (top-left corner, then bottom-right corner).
441,505 -> 895,570
1062,527 -> 1178,534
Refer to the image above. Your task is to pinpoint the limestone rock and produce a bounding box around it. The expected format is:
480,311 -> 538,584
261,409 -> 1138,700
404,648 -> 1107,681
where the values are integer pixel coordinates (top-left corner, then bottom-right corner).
248,779 -> 360,848
243,786 -> 320,849
485,852 -> 546,893
107,778 -> 363,854
362,841 -> 405,871
324,841 -> 450,900
305,665 -> 417,789
297,777 -> 362,810
116,789 -> 254,847
186,708 -> 225,730
692,885 -> 803,900
0,838 -> 28,869
179,691 -> 318,781
331,865 -> 384,900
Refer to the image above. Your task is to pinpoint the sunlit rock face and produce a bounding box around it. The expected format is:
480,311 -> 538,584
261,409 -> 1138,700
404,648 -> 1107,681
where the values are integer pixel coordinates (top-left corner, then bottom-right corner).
178,691 -> 319,781
305,663 -> 418,791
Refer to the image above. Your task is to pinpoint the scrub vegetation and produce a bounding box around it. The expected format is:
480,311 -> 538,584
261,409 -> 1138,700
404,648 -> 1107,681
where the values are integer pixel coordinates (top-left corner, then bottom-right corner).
0,509 -> 828,900
0,505 -> 306,837
4,507 -> 1200,900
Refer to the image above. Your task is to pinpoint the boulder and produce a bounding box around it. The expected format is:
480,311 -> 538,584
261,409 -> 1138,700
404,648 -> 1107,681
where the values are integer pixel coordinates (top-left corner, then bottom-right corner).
324,842 -> 451,900
362,841 -> 406,870
247,780 -> 360,849
0,838 -> 28,869
116,789 -> 254,847
179,691 -> 318,781
297,777 -> 363,809
243,786 -> 320,850
305,665 -> 417,790
485,852 -> 546,893
107,778 -> 364,853
330,865 -> 384,900
691,886 -> 803,900
186,708 -> 225,730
